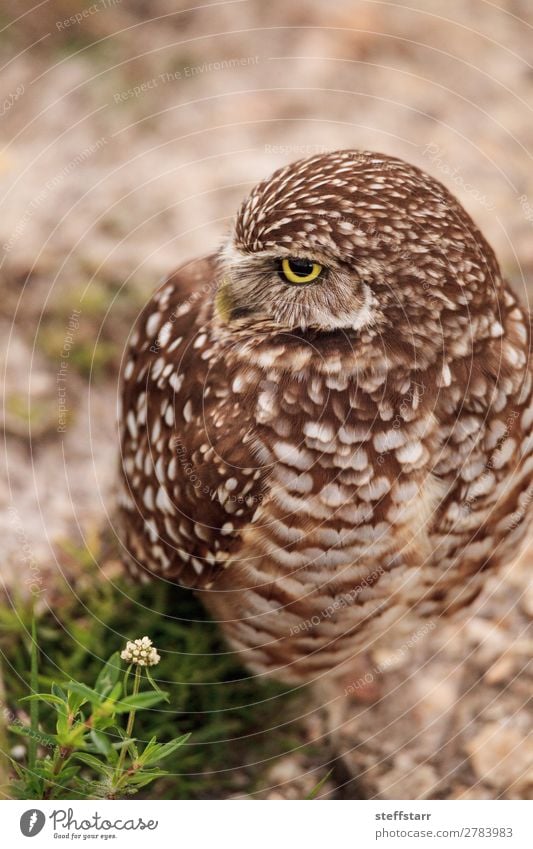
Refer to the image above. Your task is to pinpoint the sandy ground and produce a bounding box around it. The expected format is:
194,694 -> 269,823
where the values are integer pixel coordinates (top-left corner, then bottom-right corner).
1,0 -> 532,798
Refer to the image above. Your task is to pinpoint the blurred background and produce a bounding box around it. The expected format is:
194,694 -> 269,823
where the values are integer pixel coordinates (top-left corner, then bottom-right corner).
0,0 -> 532,800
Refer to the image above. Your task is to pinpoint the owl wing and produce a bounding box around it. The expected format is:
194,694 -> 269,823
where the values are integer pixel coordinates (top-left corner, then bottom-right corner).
427,292 -> 533,611
119,256 -> 269,589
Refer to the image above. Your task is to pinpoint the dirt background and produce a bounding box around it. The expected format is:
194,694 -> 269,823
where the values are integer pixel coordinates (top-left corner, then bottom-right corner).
1,0 -> 532,799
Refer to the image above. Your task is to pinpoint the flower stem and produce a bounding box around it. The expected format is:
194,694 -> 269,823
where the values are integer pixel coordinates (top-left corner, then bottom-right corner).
114,665 -> 141,784
29,614 -> 39,770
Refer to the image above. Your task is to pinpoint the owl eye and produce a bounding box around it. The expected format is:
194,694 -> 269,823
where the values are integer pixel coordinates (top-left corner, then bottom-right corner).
280,257 -> 323,284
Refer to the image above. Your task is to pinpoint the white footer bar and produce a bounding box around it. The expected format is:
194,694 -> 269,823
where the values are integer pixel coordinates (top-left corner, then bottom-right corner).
3,799 -> 532,848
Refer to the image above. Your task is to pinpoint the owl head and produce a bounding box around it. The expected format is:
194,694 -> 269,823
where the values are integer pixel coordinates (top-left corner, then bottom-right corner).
216,150 -> 501,357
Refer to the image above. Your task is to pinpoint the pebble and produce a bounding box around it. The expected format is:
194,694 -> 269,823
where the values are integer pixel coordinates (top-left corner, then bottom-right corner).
466,723 -> 533,792
520,581 -> 533,618
377,754 -> 440,800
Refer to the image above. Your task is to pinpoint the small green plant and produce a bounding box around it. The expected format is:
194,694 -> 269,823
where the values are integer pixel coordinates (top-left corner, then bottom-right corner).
0,542 -> 303,799
8,628 -> 189,800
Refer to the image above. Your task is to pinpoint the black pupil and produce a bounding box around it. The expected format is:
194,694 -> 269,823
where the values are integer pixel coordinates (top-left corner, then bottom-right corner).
288,258 -> 314,277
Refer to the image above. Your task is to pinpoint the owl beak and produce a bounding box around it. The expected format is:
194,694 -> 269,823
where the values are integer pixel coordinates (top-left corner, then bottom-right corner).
215,277 -> 256,323
214,278 -> 234,322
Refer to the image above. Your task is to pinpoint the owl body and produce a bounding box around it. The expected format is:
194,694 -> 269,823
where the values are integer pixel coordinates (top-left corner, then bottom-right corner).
119,151 -> 533,685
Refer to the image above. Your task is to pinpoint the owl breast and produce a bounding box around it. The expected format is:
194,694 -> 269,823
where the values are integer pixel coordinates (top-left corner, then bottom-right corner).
200,351 -> 444,681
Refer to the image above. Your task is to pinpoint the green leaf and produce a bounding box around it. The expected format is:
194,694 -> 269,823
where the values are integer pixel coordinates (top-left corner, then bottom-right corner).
106,680 -> 123,704
90,714 -> 116,733
113,726 -> 130,741
141,734 -> 190,766
98,681 -> 123,716
54,765 -> 81,783
145,667 -> 168,700
135,737 -> 159,765
55,710 -> 69,739
68,689 -> 88,715
95,653 -> 121,697
66,681 -> 103,705
305,768 -> 333,800
114,691 -> 168,713
124,769 -> 167,789
20,693 -> 66,708
63,721 -> 89,748
90,729 -> 114,759
75,752 -> 114,777
51,683 -> 67,701
9,724 -> 57,748
122,664 -> 133,699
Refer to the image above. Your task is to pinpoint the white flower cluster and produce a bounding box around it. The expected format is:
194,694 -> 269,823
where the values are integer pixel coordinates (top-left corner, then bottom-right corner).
120,636 -> 161,667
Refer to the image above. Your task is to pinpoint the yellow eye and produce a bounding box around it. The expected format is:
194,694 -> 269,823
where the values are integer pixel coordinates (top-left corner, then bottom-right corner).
281,257 -> 323,284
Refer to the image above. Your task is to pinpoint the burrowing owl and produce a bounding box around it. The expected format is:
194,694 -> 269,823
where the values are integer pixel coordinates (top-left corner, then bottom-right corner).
119,150 -> 532,686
